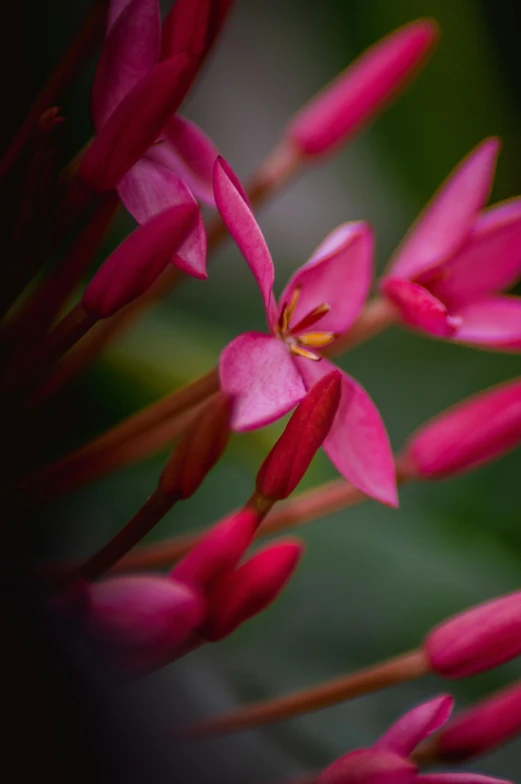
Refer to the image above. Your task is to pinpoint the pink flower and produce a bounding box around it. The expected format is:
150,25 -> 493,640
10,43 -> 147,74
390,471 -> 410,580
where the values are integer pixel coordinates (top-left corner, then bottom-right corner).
81,0 -> 231,273
214,157 -> 397,506
318,695 -> 510,784
381,138 -> 521,350
400,377 -> 521,479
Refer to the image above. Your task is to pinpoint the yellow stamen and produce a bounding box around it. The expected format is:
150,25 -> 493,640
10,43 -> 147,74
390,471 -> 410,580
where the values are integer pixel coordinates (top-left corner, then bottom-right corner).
290,303 -> 331,334
297,331 -> 337,348
289,344 -> 321,361
279,286 -> 301,334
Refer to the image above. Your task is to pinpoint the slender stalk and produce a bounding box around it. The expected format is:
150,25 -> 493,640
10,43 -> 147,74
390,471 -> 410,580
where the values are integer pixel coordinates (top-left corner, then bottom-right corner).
20,371 -> 218,499
73,488 -> 176,581
111,465 -> 411,573
186,650 -> 430,736
0,0 -> 108,180
325,297 -> 398,358
39,142 -> 302,398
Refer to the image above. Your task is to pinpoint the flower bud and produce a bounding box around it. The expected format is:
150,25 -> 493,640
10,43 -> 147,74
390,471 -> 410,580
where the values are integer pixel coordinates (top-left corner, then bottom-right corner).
170,508 -> 258,589
285,20 -> 438,158
201,539 -> 304,641
159,392 -> 232,500
424,590 -> 521,678
82,202 -> 201,318
380,278 -> 461,338
256,371 -> 342,501
86,574 -> 205,652
160,0 -> 212,61
436,680 -> 521,762
401,377 -> 521,479
79,54 -> 195,192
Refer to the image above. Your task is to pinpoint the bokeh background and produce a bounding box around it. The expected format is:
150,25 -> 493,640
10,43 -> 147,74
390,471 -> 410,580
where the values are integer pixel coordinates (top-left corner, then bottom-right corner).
13,0 -> 521,780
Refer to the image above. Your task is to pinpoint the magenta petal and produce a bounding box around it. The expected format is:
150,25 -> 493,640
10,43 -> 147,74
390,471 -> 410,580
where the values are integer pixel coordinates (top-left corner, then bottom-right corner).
214,157 -> 275,317
382,278 -> 461,337
453,296 -> 521,350
424,199 -> 521,305
376,695 -> 453,757
118,158 -> 207,277
296,358 -> 397,506
91,0 -> 161,129
386,138 -> 500,281
219,333 -> 306,431
317,748 -> 416,784
277,222 -> 374,336
419,776 -> 511,784
149,115 -> 218,205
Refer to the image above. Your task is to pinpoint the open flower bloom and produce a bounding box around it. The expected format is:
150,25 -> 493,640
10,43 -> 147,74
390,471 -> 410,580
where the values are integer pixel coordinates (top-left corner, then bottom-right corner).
318,695 -> 510,784
214,157 -> 397,506
381,137 -> 521,350
87,0 -> 228,271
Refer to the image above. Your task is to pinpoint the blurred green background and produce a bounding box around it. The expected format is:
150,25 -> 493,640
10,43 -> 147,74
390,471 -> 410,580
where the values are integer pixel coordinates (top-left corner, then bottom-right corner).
26,0 -> 521,780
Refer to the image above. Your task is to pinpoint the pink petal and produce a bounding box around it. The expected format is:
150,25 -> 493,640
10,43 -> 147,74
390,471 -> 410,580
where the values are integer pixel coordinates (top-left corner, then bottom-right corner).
107,0 -> 136,31
160,0 -> 212,61
423,199 -> 521,305
382,278 -> 461,337
118,158 -> 207,276
403,377 -> 521,480
317,748 -> 416,784
91,0 -> 161,129
286,19 -> 438,157
149,115 -> 219,205
219,332 -> 306,431
79,54 -> 194,193
385,138 -> 500,281
277,222 -> 374,336
87,574 -> 205,650
214,157 -> 275,318
419,775 -> 511,784
296,358 -> 397,506
376,695 -> 453,757
453,295 -> 521,350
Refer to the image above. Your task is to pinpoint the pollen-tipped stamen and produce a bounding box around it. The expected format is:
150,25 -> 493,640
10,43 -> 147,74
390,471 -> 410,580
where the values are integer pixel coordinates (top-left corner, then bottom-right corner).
290,302 -> 331,334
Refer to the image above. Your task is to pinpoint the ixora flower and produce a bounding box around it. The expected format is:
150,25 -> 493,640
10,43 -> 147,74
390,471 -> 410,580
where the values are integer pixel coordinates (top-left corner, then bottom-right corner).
214,157 -> 397,506
318,695 -> 510,784
80,0 -> 230,271
380,137 -> 521,349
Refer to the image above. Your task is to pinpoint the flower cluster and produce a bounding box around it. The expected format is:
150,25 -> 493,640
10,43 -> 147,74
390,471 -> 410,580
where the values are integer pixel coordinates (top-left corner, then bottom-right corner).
3,0 -> 521,781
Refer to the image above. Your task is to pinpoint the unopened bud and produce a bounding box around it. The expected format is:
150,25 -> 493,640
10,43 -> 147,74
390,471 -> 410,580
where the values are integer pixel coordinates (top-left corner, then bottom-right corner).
159,392 -> 232,500
400,377 -> 521,479
256,371 -> 342,501
424,590 -> 521,678
285,19 -> 438,158
170,508 -> 258,589
82,202 -> 201,318
201,539 -> 304,641
79,54 -> 195,192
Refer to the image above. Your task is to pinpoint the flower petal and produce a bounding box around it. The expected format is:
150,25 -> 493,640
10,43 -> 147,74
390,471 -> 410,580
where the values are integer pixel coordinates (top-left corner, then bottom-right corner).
422,199 -> 521,305
453,296 -> 521,350
219,333 -> 306,431
376,695 -> 453,757
382,278 -> 461,337
214,157 -> 275,318
91,0 -> 161,129
296,358 -> 397,506
107,0 -> 136,31
385,138 -> 500,281
277,222 -> 374,336
118,158 -> 207,277
160,0 -> 212,61
149,115 -> 218,205
317,748 -> 415,784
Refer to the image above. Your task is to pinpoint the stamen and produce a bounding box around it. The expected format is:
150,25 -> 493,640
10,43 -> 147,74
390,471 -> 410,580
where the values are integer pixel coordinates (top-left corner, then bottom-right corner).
289,344 -> 321,361
297,331 -> 337,348
290,303 -> 331,334
278,286 -> 301,334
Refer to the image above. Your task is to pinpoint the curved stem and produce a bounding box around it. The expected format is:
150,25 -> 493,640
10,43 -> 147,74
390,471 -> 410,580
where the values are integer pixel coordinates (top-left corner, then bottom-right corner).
186,650 -> 429,736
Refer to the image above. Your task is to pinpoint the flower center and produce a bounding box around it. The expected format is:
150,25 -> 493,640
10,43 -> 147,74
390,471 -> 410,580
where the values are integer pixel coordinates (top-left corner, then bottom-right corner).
274,287 -> 337,361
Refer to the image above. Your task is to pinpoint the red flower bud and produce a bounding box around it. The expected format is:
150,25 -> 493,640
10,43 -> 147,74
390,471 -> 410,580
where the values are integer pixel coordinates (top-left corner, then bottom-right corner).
79,54 -> 195,192
285,20 -> 438,158
159,392 -> 232,500
424,590 -> 521,678
82,202 -> 201,318
401,377 -> 521,480
201,539 -> 304,641
256,370 -> 342,501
